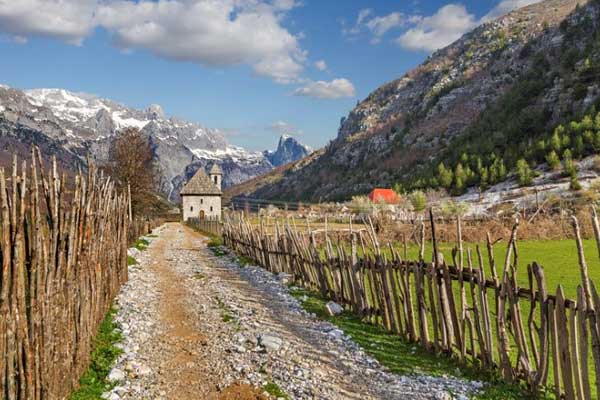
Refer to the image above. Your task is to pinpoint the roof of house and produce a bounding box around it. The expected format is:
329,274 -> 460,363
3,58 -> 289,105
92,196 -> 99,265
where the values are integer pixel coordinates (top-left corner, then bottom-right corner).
368,188 -> 399,204
209,163 -> 223,175
180,168 -> 221,196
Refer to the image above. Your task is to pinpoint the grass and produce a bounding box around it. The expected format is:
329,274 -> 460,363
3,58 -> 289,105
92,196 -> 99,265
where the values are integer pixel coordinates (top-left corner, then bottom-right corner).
397,238 -> 600,300
127,255 -> 137,266
69,307 -> 123,400
263,380 -> 288,399
236,255 -> 255,267
133,238 -> 150,251
215,296 -> 236,323
288,287 -> 537,400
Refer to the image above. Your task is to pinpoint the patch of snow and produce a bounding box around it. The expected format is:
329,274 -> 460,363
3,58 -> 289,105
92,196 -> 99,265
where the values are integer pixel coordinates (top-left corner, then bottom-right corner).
190,145 -> 265,162
0,105 -> 5,113
111,111 -> 149,130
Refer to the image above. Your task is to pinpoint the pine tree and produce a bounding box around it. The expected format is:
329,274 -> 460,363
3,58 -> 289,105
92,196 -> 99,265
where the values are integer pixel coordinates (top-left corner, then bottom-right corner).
437,162 -> 454,189
546,150 -> 560,170
516,158 -> 533,186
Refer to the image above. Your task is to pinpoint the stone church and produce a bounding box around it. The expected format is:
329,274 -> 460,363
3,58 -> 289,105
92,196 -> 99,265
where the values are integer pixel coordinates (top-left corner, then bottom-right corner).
180,164 -> 222,221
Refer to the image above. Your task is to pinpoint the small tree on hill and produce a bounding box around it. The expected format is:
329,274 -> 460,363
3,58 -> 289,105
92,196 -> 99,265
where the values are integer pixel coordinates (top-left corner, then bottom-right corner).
105,127 -> 160,217
545,150 -> 560,170
409,190 -> 427,212
516,158 -> 533,186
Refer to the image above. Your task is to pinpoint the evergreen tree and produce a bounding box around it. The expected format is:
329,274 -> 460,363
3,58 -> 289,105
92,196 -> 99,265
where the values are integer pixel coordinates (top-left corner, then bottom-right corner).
437,162 -> 454,189
563,149 -> 576,177
454,163 -> 467,192
516,158 -> 533,186
546,150 -> 560,170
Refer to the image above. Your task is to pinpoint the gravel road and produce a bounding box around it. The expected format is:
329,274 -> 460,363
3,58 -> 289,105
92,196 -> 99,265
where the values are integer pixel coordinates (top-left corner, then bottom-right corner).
103,223 -> 483,400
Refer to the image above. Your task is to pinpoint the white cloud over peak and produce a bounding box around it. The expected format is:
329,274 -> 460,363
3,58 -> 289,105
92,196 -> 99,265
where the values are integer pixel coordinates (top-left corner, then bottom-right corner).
344,8 -> 411,42
0,0 -> 307,83
482,0 -> 543,22
292,78 -> 355,99
0,0 -> 97,44
397,4 -> 477,52
351,0 -> 545,53
269,120 -> 303,135
366,12 -> 407,43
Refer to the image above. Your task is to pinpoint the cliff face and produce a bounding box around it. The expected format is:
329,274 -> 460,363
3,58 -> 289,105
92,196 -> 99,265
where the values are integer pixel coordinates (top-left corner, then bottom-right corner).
264,135 -> 311,167
245,0 -> 600,201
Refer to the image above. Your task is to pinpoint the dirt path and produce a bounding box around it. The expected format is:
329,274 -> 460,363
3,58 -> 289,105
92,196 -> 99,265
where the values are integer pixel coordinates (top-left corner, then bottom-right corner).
104,223 -> 481,400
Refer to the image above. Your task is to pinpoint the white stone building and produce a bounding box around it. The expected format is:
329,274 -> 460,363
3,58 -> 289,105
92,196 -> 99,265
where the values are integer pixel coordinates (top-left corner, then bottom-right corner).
180,164 -> 222,221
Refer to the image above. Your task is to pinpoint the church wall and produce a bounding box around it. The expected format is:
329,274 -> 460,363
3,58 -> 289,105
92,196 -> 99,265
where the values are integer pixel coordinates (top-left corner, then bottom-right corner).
182,195 -> 221,221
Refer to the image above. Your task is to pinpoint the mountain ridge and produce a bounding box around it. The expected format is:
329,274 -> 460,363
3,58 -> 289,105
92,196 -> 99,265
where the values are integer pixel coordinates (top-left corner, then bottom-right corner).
0,85 -> 310,202
235,0 -> 599,202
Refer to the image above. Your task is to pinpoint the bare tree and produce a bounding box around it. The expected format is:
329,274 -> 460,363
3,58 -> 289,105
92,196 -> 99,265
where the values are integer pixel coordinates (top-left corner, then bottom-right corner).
105,127 -> 162,216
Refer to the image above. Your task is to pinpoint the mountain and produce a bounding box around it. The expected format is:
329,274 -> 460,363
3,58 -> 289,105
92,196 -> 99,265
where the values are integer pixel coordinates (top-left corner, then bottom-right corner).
238,0 -> 600,202
264,135 -> 311,167
0,85 -> 309,202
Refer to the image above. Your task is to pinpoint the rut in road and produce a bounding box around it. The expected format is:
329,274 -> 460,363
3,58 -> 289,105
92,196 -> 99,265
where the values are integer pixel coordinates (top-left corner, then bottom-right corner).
104,223 -> 482,400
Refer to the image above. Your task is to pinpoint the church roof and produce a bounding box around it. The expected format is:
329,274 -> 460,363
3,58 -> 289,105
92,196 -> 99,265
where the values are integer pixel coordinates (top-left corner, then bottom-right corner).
209,163 -> 223,175
180,168 -> 221,196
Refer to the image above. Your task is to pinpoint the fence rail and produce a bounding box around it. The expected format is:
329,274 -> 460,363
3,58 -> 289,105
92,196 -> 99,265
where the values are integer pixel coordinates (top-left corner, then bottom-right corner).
0,151 -> 157,399
222,210 -> 600,399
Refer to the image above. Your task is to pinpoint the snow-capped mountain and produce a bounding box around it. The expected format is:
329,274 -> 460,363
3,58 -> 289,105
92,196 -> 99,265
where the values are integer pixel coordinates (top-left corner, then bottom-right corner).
0,85 -> 308,202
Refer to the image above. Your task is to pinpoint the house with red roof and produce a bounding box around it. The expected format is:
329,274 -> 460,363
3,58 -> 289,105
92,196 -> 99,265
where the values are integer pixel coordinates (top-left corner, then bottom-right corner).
368,188 -> 400,204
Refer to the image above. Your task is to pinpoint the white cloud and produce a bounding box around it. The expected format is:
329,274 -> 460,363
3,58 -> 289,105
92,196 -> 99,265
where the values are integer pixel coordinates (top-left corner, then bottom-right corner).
396,4 -> 477,52
292,78 -> 355,99
269,120 -> 302,135
314,59 -> 327,71
344,8 -> 409,42
366,12 -> 406,43
0,0 -> 98,44
396,0 -> 544,53
482,0 -> 543,21
0,0 -> 307,83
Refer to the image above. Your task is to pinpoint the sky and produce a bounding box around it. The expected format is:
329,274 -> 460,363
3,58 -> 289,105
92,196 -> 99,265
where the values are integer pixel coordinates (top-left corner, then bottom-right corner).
0,0 -> 542,151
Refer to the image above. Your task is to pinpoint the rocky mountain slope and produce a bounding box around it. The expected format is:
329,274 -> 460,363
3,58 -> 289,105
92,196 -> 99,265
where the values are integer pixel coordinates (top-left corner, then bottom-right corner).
0,85 -> 309,202
264,135 -> 311,167
242,0 -> 600,202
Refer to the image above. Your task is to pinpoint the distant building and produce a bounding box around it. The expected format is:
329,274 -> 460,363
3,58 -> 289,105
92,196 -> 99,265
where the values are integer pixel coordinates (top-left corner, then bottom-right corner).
368,188 -> 400,204
180,164 -> 222,221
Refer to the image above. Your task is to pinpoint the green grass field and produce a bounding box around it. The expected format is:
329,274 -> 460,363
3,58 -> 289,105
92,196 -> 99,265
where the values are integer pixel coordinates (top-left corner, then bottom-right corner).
397,238 -> 600,300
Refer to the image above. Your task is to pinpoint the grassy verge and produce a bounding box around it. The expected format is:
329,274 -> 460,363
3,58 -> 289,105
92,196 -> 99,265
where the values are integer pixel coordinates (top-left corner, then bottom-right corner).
288,288 -> 540,400
133,238 -> 150,251
69,307 -> 123,400
263,380 -> 288,399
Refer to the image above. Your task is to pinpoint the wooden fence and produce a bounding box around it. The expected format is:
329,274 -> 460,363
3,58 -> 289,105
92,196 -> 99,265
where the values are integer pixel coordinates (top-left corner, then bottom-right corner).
187,216 -> 222,237
222,210 -> 600,399
0,151 -> 139,399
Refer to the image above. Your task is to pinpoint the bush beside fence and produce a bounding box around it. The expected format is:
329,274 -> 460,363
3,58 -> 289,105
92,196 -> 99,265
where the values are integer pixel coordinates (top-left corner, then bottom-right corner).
222,210 -> 600,399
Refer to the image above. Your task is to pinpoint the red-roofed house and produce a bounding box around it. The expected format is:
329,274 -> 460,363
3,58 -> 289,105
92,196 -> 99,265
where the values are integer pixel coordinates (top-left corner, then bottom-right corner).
368,188 -> 400,204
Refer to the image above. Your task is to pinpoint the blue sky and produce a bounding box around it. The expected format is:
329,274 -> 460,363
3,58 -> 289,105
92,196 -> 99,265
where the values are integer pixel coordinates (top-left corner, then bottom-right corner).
0,0 -> 540,151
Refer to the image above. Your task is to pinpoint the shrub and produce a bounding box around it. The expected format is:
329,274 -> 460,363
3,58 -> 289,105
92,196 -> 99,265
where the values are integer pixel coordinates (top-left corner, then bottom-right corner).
563,149 -> 576,177
516,158 -> 533,186
545,150 -> 561,170
409,190 -> 427,212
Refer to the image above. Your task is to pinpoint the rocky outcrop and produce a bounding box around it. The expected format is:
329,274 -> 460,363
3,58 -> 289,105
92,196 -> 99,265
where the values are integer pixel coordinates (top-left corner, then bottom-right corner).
264,135 -> 311,167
